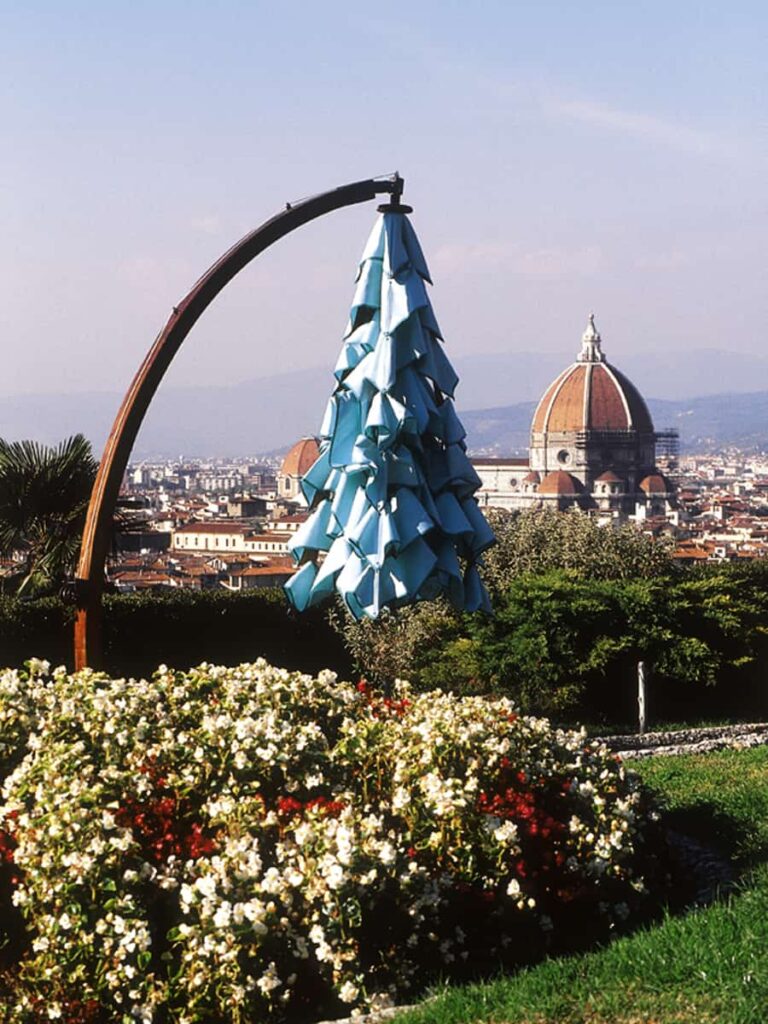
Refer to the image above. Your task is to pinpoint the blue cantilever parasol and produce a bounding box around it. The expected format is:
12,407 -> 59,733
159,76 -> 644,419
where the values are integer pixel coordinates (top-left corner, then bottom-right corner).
284,192 -> 494,620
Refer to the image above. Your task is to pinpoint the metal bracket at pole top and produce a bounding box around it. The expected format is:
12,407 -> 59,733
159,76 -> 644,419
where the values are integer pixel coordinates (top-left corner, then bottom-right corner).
377,171 -> 412,214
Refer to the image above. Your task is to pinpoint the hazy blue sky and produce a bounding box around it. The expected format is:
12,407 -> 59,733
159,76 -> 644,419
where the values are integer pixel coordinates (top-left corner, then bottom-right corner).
1,1 -> 766,399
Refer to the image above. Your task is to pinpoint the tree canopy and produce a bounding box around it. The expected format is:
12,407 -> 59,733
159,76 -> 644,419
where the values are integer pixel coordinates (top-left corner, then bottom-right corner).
481,507 -> 674,593
0,435 -> 97,595
334,542 -> 768,724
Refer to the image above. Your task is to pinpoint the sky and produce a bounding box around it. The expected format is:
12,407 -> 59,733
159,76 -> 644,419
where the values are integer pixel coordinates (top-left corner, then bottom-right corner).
1,0 -> 766,401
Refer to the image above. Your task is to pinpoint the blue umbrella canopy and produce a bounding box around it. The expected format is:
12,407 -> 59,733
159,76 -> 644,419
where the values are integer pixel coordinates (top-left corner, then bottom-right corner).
284,207 -> 494,620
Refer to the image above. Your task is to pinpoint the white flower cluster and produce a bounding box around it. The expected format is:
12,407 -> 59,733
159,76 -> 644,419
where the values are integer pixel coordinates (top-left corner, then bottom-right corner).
0,660 -> 655,1021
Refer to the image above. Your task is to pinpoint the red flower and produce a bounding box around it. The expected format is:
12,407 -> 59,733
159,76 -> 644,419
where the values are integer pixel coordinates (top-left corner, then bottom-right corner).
277,795 -> 304,817
116,788 -> 217,865
277,795 -> 346,820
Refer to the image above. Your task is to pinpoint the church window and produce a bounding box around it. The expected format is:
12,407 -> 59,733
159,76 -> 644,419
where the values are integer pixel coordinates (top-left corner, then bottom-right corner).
557,450 -> 571,465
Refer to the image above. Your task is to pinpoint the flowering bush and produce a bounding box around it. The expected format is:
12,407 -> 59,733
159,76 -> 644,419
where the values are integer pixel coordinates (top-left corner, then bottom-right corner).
0,659 -> 662,1022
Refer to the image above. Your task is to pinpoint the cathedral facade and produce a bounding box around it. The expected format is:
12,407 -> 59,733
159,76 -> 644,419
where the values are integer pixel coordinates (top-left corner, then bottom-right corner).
473,316 -> 676,520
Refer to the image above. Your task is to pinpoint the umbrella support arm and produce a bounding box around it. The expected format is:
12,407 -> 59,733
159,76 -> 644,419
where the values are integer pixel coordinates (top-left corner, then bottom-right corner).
73,174 -> 404,671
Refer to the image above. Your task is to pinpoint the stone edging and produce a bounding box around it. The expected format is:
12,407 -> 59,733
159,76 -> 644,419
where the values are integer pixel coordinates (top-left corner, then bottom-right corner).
315,1008 -> 413,1024
595,722 -> 768,760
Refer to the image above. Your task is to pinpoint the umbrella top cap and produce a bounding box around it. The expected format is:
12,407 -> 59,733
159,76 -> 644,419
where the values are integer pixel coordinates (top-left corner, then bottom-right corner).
377,171 -> 412,214
377,200 -> 414,214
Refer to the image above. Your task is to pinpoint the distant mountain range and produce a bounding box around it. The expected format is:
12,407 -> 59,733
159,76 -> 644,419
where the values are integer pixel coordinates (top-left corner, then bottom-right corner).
462,393 -> 768,455
1,348 -> 768,457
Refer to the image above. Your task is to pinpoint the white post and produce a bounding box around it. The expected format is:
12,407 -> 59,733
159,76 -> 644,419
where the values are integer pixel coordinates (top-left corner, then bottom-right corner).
638,660 -> 647,735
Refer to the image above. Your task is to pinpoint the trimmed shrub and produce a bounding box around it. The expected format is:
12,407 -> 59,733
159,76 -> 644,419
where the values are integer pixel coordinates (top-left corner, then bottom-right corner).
335,568 -> 768,724
0,590 -> 352,679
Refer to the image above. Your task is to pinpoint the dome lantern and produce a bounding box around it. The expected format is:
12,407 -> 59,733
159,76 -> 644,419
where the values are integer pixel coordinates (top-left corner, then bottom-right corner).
577,313 -> 605,364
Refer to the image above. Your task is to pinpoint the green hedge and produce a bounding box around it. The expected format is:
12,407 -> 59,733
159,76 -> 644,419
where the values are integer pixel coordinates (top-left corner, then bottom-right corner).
335,563 -> 768,726
0,589 -> 353,679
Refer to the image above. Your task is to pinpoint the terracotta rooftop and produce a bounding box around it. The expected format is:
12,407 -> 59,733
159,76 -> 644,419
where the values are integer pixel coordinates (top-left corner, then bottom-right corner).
231,566 -> 295,577
175,522 -> 256,535
672,546 -> 711,561
639,473 -> 670,495
538,470 -> 583,495
594,470 -> 624,483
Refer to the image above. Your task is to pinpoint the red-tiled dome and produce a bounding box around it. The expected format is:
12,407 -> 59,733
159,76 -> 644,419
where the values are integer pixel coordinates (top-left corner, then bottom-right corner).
538,470 -> 583,495
639,473 -> 669,494
281,437 -> 320,478
531,317 -> 653,435
523,470 -> 540,483
594,470 -> 624,484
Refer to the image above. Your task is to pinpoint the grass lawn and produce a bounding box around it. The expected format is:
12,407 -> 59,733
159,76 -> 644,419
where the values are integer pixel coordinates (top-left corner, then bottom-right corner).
395,746 -> 768,1024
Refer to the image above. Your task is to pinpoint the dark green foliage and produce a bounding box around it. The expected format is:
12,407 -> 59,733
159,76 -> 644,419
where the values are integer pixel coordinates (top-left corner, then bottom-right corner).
335,508 -> 678,702
0,589 -> 352,678
328,597 -> 464,687
0,435 -> 97,595
0,596 -> 74,669
469,570 -> 768,721
334,561 -> 768,725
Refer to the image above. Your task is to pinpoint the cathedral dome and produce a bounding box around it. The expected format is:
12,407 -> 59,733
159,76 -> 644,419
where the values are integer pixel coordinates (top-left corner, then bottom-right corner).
281,437 -> 320,478
531,316 -> 653,435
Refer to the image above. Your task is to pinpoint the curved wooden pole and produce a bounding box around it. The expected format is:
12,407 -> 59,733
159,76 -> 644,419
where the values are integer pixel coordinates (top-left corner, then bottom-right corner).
74,175 -> 403,670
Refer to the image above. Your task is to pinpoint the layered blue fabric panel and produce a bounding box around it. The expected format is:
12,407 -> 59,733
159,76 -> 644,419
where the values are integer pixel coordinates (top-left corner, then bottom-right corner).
383,215 -> 412,277
300,446 -> 331,506
358,217 -> 386,267
284,561 -> 318,611
460,497 -> 497,554
420,337 -> 460,397
285,210 -> 495,619
436,400 -> 466,445
351,258 -> 383,314
435,491 -> 473,537
288,499 -> 336,561
391,487 -> 434,545
401,217 -> 432,283
362,332 -> 397,392
463,563 -> 493,614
